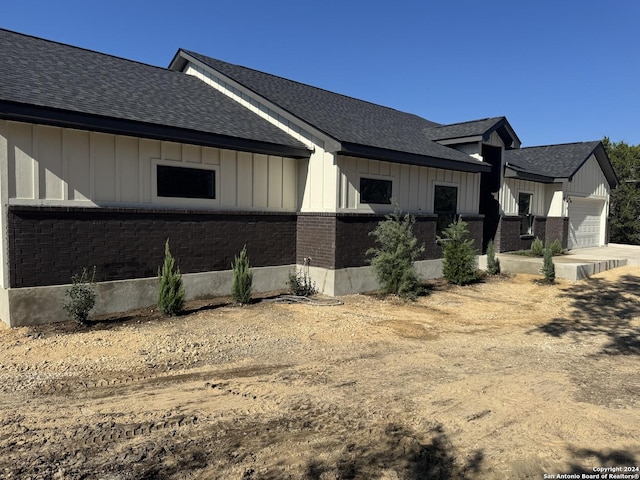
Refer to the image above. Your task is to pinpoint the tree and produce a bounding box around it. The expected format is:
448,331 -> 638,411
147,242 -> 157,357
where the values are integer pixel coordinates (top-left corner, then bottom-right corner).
63,267 -> 97,325
439,220 -> 477,286
486,239 -> 500,275
367,208 -> 425,299
541,247 -> 555,284
603,137 -> 640,244
231,245 -> 253,305
157,239 -> 185,316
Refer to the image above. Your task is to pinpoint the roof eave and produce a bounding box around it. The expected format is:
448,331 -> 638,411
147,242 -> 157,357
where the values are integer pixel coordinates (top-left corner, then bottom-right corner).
504,166 -> 562,184
0,101 -> 311,159
340,143 -> 491,173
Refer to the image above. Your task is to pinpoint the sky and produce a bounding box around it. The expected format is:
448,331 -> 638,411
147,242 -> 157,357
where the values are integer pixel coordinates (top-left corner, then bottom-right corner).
3,0 -> 639,147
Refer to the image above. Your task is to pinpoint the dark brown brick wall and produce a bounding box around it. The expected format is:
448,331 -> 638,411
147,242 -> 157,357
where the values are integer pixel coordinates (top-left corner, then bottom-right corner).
8,206 -> 296,288
295,214 -> 336,269
494,215 -> 547,253
334,213 -> 440,269
546,217 -> 569,250
459,215 -> 484,254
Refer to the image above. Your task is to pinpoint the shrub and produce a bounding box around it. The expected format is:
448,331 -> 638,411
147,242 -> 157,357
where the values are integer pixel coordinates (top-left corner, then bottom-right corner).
439,220 -> 477,286
549,239 -> 563,256
63,266 -> 97,325
530,237 -> 544,257
287,268 -> 318,297
367,208 -> 425,299
231,245 -> 253,305
157,239 -> 185,316
541,247 -> 556,284
486,239 -> 500,275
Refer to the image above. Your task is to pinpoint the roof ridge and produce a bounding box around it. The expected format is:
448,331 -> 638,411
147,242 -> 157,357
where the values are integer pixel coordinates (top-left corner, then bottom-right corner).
517,140 -> 600,150
0,27 -> 173,74
430,116 -> 504,129
182,49 -> 438,125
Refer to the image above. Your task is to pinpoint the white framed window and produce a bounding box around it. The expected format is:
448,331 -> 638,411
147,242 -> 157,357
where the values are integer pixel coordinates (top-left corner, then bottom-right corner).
518,191 -> 534,235
152,159 -> 220,207
434,184 -> 458,235
359,176 -> 393,205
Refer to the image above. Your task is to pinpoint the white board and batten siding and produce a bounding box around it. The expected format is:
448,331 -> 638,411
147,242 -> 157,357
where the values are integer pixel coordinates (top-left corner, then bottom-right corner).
500,179 -> 546,216
1,120 -> 298,212
338,155 -> 480,214
565,154 -> 609,200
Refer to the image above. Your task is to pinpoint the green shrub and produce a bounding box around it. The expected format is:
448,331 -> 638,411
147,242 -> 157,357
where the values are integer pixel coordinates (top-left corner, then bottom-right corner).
486,239 -> 500,275
439,220 -> 477,286
63,267 -> 97,325
549,239 -> 563,256
541,247 -> 556,284
530,237 -> 544,257
157,239 -> 185,316
287,269 -> 318,297
367,208 -> 425,299
231,245 -> 253,305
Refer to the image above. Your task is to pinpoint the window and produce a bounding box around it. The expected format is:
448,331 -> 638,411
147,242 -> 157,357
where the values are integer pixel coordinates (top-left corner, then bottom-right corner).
434,185 -> 458,234
157,165 -> 215,200
360,177 -> 392,204
518,192 -> 533,235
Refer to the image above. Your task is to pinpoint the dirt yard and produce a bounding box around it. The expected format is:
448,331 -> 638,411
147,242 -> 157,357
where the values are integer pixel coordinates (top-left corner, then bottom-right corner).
1,268 -> 639,480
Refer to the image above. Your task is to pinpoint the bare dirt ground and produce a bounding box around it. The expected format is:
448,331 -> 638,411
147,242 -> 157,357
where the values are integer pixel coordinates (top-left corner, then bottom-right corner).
1,268 -> 639,480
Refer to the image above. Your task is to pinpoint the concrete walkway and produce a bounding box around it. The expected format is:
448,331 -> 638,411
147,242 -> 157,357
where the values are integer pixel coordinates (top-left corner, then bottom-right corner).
496,243 -> 640,281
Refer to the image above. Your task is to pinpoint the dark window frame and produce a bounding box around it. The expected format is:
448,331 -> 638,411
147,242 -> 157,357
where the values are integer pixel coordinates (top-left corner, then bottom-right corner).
156,164 -> 216,200
359,177 -> 393,205
518,192 -> 534,236
434,184 -> 458,235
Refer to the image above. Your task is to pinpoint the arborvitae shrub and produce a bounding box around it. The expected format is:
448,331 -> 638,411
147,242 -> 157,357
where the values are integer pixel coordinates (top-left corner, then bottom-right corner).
541,247 -> 556,284
63,266 -> 97,325
549,239 -> 563,256
157,239 -> 185,316
231,245 -> 253,305
486,239 -> 500,275
439,220 -> 477,286
367,208 -> 425,299
530,237 -> 544,257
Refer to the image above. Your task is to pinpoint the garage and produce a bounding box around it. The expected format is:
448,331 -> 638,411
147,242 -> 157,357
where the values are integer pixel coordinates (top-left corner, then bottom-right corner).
568,198 -> 605,249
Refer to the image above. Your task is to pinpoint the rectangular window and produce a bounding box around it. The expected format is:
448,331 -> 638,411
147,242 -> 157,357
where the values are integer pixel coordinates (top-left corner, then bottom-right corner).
360,177 -> 392,204
434,185 -> 458,234
518,192 -> 533,235
157,165 -> 216,200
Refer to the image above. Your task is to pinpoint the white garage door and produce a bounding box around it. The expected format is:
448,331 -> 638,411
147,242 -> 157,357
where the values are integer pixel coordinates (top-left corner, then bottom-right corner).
568,199 -> 604,249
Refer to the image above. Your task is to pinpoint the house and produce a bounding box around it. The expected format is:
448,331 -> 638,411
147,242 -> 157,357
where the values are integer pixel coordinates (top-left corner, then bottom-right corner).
0,29 -> 618,326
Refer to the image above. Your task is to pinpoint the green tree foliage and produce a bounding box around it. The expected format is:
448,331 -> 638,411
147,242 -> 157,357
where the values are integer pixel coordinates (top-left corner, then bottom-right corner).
486,239 -> 500,275
530,237 -> 544,257
603,137 -> 640,244
549,239 -> 563,256
367,208 -> 425,299
287,268 -> 318,297
157,239 -> 185,316
231,245 -> 253,305
63,266 -> 97,325
541,247 -> 556,284
439,220 -> 477,286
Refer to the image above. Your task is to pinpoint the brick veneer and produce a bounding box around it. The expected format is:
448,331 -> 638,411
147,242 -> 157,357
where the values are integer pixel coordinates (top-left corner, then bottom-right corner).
459,215 -> 484,254
8,206 -> 297,288
296,214 -> 336,269
546,217 -> 569,250
494,215 -> 548,253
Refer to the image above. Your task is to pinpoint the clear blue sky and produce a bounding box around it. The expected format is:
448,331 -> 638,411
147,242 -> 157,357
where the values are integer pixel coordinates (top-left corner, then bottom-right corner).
3,0 -> 639,147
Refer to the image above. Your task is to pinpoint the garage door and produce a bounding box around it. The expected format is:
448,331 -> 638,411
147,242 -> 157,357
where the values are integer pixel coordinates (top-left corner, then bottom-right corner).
568,199 -> 604,249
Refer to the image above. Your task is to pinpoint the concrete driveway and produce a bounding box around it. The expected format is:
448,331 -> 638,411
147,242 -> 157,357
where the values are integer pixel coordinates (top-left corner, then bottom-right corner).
496,243 -> 640,281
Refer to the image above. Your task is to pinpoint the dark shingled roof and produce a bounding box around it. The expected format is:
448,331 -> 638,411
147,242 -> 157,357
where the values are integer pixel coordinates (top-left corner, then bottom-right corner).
427,117 -> 506,141
504,141 -> 618,187
177,50 -> 490,172
0,29 -> 309,157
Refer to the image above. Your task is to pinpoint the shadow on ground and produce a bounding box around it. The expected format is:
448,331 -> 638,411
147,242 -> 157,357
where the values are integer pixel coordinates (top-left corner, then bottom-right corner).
564,447 -> 638,474
533,274 -> 640,355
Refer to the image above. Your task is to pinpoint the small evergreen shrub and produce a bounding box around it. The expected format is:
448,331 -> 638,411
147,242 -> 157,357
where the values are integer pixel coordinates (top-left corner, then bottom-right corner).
439,220 -> 477,286
231,245 -> 253,305
549,239 -> 563,256
530,237 -> 544,257
367,208 -> 425,299
63,266 -> 97,325
541,247 -> 556,284
287,269 -> 318,297
486,239 -> 500,275
157,239 -> 185,316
